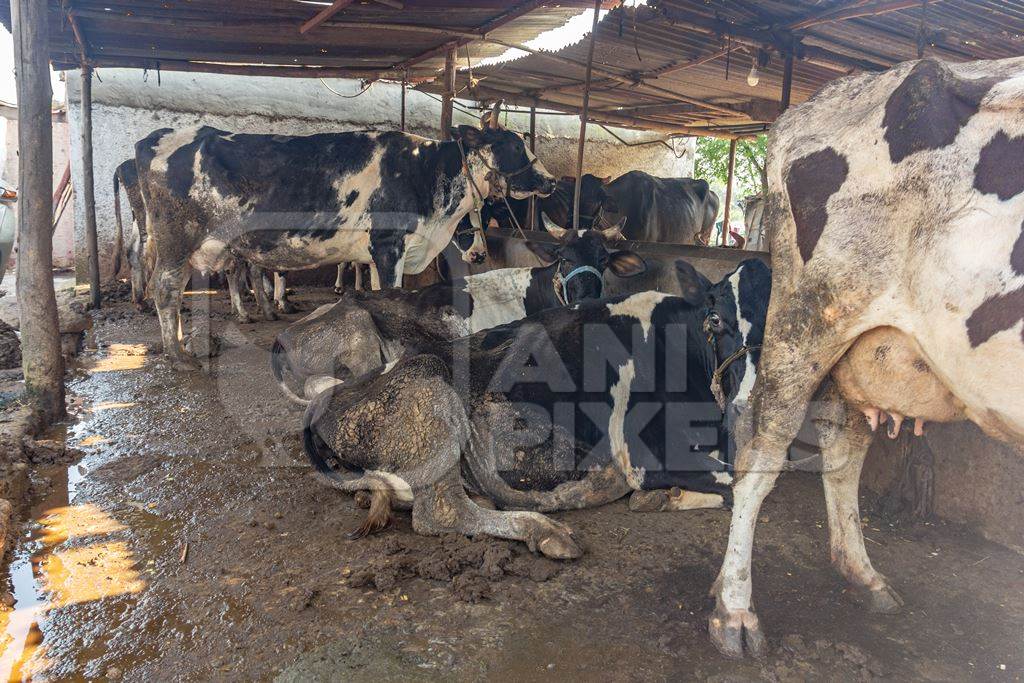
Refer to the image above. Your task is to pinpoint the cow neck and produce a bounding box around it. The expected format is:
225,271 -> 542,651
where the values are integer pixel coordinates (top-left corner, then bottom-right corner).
521,260 -> 567,315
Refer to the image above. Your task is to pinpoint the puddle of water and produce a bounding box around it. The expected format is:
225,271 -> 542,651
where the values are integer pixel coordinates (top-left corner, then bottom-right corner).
0,361 -> 156,681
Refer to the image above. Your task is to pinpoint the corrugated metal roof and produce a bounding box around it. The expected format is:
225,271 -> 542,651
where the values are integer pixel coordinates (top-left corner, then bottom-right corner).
422,0 -> 1024,137
0,0 -> 611,80
3,0 -> 1022,136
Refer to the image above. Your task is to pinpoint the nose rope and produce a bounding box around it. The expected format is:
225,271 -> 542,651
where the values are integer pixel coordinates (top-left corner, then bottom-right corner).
706,331 -> 760,411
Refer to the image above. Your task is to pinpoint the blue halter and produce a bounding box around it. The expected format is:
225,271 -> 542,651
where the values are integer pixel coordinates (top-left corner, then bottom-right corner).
558,264 -> 603,304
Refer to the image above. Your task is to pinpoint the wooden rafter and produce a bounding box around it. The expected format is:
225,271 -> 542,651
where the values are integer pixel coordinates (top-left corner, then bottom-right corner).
788,0 -> 933,31
300,0 -> 357,34
299,0 -> 407,34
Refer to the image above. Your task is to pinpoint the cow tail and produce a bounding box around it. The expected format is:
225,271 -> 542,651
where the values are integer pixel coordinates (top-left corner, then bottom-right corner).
301,393 -> 366,491
112,170 -> 124,278
271,339 -> 311,405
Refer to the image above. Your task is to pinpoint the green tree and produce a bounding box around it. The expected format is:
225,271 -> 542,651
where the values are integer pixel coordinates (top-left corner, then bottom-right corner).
694,135 -> 767,199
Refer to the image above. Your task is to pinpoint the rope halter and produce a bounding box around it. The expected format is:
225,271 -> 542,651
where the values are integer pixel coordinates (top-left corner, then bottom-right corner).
552,264 -> 603,306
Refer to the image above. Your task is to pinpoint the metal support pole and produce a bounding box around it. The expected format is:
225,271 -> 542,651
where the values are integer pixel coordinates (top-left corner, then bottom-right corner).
400,70 -> 407,132
721,138 -> 738,247
528,104 -> 536,231
12,0 -> 66,420
781,37 -> 796,112
572,0 -> 602,231
80,65 -> 101,308
440,45 -> 457,140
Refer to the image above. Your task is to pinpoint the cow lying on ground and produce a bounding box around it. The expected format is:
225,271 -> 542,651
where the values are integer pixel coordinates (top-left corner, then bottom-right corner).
302,258 -> 771,552
272,229 -> 645,403
709,57 -> 1024,658
135,124 -> 555,369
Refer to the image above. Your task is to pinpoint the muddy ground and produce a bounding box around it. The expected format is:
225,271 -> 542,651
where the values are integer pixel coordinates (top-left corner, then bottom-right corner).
0,286 -> 1022,681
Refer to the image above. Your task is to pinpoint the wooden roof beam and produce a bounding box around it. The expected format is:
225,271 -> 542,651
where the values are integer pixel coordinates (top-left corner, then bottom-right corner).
394,0 -> 552,70
300,0 -> 357,34
300,0 -> 405,34
787,0 -> 935,31
452,81 -> 746,138
652,7 -> 889,71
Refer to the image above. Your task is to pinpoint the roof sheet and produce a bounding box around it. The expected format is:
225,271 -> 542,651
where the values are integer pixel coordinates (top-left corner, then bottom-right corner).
3,0 -> 1022,136
422,0 -> 1024,137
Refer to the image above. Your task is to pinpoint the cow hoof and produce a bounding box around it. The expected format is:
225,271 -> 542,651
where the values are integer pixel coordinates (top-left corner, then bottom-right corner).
866,584 -> 904,614
262,311 -> 279,322
708,605 -> 767,660
236,314 -> 253,324
628,489 -> 669,512
533,519 -> 582,560
277,302 -> 298,314
171,356 -> 202,372
333,287 -> 345,296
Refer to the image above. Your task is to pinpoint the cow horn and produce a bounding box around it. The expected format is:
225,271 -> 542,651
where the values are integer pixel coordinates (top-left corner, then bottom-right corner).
489,100 -> 503,129
541,212 -> 571,240
597,216 -> 626,242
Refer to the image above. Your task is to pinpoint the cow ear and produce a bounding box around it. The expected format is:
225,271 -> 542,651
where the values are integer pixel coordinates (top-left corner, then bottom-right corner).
452,125 -> 486,149
674,259 -> 712,306
607,250 -> 646,278
525,241 -> 560,265
601,175 -> 613,185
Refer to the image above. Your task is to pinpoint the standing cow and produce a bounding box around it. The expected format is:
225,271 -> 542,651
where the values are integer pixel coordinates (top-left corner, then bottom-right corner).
111,159 -> 150,308
135,124 -> 555,369
710,57 -> 1024,658
542,171 -> 719,245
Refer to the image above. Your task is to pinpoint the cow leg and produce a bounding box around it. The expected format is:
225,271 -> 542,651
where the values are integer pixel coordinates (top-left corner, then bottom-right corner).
354,264 -> 363,291
226,266 -> 253,323
248,264 -> 278,321
709,297 -> 856,658
153,262 -> 199,370
274,272 -> 297,313
815,381 -> 903,613
464,412 -> 631,512
411,469 -> 582,560
334,263 -> 347,295
368,264 -> 381,291
628,488 -> 728,512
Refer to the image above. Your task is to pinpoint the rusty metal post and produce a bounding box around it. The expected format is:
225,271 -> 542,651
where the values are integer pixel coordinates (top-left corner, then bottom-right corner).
781,37 -> 796,112
721,138 -> 738,246
528,104 -> 537,231
440,45 -> 457,140
12,0 -> 66,420
80,65 -> 101,308
572,0 -> 602,231
400,71 -> 407,132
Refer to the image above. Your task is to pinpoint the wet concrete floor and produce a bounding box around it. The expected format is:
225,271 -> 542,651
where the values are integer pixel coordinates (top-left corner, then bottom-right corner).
0,288 -> 1022,681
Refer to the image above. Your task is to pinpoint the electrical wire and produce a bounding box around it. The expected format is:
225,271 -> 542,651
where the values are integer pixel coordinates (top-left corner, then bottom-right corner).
319,78 -> 374,98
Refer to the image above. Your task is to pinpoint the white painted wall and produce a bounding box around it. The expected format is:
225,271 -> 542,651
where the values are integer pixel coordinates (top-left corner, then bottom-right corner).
65,69 -> 695,279
2,112 -> 75,269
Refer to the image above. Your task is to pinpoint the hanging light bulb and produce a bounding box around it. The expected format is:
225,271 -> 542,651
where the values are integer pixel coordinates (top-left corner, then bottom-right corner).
747,52 -> 760,87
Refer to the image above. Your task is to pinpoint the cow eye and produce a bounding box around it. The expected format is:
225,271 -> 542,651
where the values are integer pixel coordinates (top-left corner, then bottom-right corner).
708,312 -> 724,331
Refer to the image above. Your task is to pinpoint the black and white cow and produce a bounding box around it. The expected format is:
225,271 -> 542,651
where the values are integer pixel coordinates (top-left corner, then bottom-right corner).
112,159 -> 150,308
134,124 -> 555,369
272,230 -> 646,403
301,258 -> 771,551
710,57 -> 1024,658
